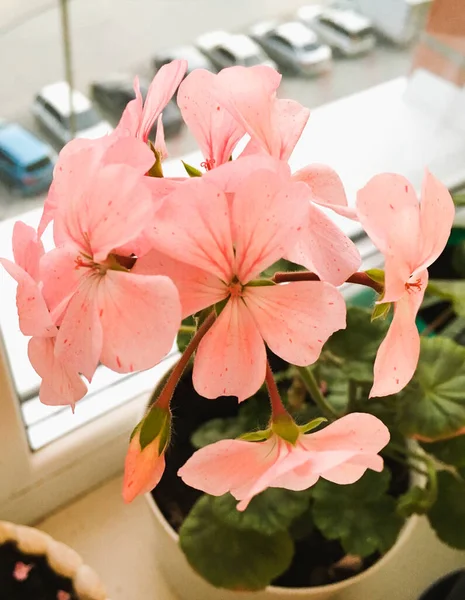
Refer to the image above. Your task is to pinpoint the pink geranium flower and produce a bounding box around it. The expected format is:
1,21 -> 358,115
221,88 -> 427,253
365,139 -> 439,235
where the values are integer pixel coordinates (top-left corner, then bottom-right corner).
115,60 -> 187,143
135,170 -> 346,401
177,69 -> 246,170
357,170 -> 455,396
209,66 -> 360,285
179,413 -> 389,510
40,143 -> 182,383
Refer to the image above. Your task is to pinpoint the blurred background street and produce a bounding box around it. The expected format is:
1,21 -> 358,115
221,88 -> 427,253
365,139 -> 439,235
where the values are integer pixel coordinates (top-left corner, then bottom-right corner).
0,0 -> 415,216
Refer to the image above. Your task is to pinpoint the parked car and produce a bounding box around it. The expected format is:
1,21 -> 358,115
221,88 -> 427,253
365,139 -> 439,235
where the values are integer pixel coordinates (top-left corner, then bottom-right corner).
90,76 -> 183,138
32,82 -> 112,146
196,30 -> 277,70
354,0 -> 431,45
153,44 -> 216,75
297,4 -> 376,56
250,20 -> 332,76
0,119 -> 55,196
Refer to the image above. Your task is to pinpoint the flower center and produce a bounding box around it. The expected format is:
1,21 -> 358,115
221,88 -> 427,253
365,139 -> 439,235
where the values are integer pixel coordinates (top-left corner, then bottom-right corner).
200,158 -> 216,171
405,276 -> 423,294
228,280 -> 243,298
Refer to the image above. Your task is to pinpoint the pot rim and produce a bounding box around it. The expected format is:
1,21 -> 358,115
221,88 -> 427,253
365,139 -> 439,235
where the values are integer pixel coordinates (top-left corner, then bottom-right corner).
145,490 -> 418,596
0,520 -> 108,600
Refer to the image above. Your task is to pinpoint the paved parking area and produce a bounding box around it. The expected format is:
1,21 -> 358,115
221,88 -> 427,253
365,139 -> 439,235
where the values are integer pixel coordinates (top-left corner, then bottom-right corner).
0,0 -> 415,218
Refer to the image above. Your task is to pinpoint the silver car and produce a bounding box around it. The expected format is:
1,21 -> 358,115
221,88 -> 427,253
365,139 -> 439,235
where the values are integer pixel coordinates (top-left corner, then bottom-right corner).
297,5 -> 376,57
250,20 -> 332,76
32,82 -> 112,146
196,30 -> 277,71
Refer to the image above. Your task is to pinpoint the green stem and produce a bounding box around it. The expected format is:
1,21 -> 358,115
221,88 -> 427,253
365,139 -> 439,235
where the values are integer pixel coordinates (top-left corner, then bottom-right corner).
389,442 -> 431,465
265,362 -> 288,419
296,365 -> 339,420
157,311 -> 216,410
383,449 -> 429,478
272,270 -> 383,294
179,325 -> 197,334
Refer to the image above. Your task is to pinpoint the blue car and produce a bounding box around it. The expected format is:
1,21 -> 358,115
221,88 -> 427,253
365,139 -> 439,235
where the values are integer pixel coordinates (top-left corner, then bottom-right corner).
0,120 -> 55,196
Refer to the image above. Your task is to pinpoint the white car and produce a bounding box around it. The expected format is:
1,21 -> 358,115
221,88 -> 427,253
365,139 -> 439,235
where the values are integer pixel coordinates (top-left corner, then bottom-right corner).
297,5 -> 376,57
196,30 -> 277,70
251,20 -> 332,76
32,82 -> 112,146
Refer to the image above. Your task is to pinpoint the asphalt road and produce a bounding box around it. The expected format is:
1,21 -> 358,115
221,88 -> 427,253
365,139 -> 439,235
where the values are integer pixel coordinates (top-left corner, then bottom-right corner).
0,0 -> 415,219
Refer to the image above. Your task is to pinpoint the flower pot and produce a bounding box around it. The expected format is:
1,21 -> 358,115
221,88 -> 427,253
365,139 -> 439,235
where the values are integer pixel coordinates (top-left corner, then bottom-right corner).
0,521 -> 108,600
146,490 -> 422,600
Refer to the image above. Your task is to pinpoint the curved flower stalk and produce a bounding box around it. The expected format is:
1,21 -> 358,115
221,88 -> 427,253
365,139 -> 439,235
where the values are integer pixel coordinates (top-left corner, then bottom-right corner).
135,169 -> 346,401
357,170 -> 455,397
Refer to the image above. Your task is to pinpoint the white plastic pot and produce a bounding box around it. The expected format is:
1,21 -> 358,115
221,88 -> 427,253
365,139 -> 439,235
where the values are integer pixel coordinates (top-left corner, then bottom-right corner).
0,521 -> 108,600
146,491 -> 424,600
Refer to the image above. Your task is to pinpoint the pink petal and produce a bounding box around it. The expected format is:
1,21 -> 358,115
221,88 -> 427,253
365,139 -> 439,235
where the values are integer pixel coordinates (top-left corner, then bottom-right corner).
213,66 -> 282,156
370,274 -> 427,397
153,114 -> 168,158
416,169 -> 455,272
12,221 -> 44,280
268,463 -> 320,492
149,178 -> 235,281
193,297 -> 266,401
244,281 -> 346,366
133,249 -> 227,318
123,431 -> 166,503
322,454 -> 384,485
114,76 -> 144,137
178,437 -> 281,498
357,174 -> 422,300
232,171 -> 309,283
28,337 -> 87,407
178,69 -> 245,166
139,60 -> 187,140
55,164 -> 153,262
293,163 -> 357,219
54,276 -> 103,382
102,135 -> 155,172
285,202 -> 361,286
274,98 -> 310,161
0,259 -> 56,337
97,270 -> 181,373
40,245 -> 82,324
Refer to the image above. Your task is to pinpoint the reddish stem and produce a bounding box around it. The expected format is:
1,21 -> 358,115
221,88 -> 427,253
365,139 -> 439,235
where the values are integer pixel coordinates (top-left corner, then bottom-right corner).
272,270 -> 383,294
157,312 -> 216,410
265,362 -> 288,420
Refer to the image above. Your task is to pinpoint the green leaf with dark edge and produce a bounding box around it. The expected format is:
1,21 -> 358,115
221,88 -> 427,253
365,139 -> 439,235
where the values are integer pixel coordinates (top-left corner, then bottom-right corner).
397,337 -> 465,440
452,192 -> 465,207
371,302 -> 391,322
179,495 -> 294,591
397,486 -> 433,518
452,241 -> 465,278
427,280 -> 465,317
428,471 -> 465,549
421,435 -> 465,467
312,470 -> 403,558
181,160 -> 202,177
323,307 -> 389,382
247,279 -> 276,287
190,417 -> 246,449
139,405 -> 170,450
212,488 -> 312,536
177,315 -> 196,353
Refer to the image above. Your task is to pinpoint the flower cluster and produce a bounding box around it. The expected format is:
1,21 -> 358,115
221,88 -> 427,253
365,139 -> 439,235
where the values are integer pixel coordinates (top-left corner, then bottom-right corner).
2,61 -> 454,508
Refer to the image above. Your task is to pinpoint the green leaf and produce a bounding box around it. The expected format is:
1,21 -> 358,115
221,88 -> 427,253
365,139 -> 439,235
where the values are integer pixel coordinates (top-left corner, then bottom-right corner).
324,307 -> 389,382
397,486 -> 433,518
299,417 -> 327,434
179,495 -> 294,590
247,279 -> 276,287
371,302 -> 391,322
397,337 -> 465,440
421,435 -> 465,467
312,470 -> 403,557
181,160 -> 202,177
190,417 -> 246,449
365,268 -> 385,284
427,280 -> 465,317
212,488 -> 311,535
288,505 -> 315,541
428,471 -> 465,549
139,405 -> 170,450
